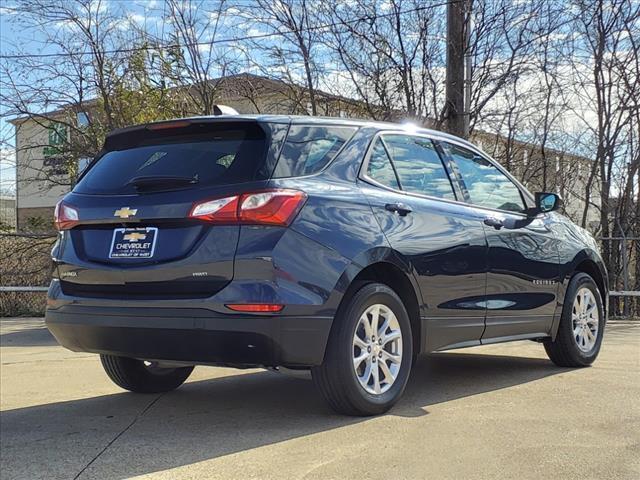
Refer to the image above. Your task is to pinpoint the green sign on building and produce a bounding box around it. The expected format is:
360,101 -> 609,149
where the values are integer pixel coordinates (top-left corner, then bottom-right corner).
43,123 -> 66,157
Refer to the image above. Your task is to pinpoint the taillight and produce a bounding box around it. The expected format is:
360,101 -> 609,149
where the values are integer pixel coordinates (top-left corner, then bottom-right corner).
189,195 -> 239,223
54,200 -> 79,230
189,189 -> 307,226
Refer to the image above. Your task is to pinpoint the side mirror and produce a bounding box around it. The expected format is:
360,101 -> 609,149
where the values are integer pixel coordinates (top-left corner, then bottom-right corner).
535,192 -> 562,214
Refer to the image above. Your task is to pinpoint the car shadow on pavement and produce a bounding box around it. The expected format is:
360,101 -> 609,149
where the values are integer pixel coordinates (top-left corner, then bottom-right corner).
0,324 -> 57,347
1,351 -> 566,479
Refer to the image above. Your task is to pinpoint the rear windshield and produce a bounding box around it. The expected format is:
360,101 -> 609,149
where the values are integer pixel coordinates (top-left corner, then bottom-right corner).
75,123 -> 269,194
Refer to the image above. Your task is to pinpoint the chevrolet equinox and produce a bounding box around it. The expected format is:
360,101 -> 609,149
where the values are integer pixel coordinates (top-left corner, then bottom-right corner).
46,115 -> 608,416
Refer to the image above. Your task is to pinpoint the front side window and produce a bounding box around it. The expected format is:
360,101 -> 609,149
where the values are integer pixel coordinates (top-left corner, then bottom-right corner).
442,142 -> 526,213
381,134 -> 456,200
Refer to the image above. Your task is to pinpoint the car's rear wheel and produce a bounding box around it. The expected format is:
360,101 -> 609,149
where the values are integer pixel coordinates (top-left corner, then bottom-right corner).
312,283 -> 413,416
544,272 -> 605,367
100,354 -> 194,393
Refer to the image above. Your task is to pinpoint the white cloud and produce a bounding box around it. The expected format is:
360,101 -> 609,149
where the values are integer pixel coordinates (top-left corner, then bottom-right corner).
0,6 -> 18,16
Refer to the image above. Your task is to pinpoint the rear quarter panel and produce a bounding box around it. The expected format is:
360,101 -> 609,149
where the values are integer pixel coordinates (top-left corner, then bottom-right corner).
266,127 -> 422,316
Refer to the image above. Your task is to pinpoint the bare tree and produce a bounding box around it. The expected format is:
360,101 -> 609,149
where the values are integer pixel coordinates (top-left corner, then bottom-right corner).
160,0 -> 242,115
0,0 -> 181,230
240,0 -> 323,115
319,0 -> 446,123
567,0 -> 639,261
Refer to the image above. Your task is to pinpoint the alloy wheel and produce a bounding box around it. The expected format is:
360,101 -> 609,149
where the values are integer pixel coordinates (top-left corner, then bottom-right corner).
572,287 -> 599,352
352,303 -> 403,395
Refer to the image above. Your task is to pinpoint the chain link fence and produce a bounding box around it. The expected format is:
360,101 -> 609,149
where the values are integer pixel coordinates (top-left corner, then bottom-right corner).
599,237 -> 640,319
1,232 -> 638,318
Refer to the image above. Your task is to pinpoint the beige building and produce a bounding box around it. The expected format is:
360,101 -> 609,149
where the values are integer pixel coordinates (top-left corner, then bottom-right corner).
10,116 -> 71,231
9,73 -> 600,232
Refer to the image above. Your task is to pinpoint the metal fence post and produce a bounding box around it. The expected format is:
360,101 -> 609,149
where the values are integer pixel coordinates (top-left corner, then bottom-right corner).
621,236 -> 630,317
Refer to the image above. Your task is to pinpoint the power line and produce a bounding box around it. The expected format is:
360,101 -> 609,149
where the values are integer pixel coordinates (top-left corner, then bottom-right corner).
0,0 -> 460,60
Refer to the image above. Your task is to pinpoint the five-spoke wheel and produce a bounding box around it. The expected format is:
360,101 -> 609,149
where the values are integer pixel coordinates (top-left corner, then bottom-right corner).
312,283 -> 413,416
572,287 -> 599,352
544,272 -> 605,367
352,304 -> 403,395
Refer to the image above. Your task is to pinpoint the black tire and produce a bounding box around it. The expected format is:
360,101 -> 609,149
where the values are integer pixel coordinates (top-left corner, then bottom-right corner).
544,272 -> 605,367
100,354 -> 194,393
312,283 -> 413,416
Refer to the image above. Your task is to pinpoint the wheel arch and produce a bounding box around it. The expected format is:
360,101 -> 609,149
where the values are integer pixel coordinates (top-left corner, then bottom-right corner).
552,249 -> 608,339
329,248 -> 424,359
574,258 -> 607,310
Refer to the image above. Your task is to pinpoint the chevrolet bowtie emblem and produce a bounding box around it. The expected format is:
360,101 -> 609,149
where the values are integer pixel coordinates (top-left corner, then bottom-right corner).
114,207 -> 138,219
123,232 -> 147,242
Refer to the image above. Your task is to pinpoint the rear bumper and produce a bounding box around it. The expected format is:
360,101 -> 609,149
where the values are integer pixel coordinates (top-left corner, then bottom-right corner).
45,305 -> 333,367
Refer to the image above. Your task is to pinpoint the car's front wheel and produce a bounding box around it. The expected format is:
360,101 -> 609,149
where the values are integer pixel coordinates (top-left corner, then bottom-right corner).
544,272 -> 605,367
312,283 -> 413,416
100,354 -> 194,393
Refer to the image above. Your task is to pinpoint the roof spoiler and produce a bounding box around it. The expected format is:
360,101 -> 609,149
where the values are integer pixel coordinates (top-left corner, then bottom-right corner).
212,105 -> 239,115
104,115 -> 258,151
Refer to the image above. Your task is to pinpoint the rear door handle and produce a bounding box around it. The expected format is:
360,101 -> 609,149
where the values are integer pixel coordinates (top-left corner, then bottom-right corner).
385,203 -> 412,216
483,217 -> 504,229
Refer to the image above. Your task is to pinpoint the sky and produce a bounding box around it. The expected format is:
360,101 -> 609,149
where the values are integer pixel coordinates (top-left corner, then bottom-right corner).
0,0 -> 328,197
0,0 -> 167,196
0,0 -> 626,198
1,3 -> 25,195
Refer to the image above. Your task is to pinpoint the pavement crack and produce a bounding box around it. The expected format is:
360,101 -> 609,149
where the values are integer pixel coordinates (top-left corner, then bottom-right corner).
72,392 -> 165,480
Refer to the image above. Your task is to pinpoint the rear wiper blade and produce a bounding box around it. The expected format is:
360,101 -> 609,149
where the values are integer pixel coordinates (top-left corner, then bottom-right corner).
128,175 -> 199,189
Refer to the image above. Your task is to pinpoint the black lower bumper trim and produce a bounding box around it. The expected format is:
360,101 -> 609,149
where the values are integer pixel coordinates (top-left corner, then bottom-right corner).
45,307 -> 332,367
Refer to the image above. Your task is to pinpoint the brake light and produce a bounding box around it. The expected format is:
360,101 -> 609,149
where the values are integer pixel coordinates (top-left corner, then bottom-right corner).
239,191 -> 307,225
54,200 -> 79,230
147,120 -> 191,130
226,304 -> 284,313
189,189 -> 307,226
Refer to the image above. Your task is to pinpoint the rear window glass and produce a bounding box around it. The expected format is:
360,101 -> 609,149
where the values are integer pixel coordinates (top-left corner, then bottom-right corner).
272,125 -> 357,178
75,124 -> 268,194
367,139 -> 400,189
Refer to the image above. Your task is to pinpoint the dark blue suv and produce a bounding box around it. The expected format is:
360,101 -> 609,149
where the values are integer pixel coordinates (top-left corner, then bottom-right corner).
46,115 -> 608,416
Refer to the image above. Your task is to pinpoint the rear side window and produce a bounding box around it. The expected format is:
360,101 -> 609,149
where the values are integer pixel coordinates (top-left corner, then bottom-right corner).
75,124 -> 268,194
273,125 -> 357,178
381,134 -> 456,200
366,139 -> 400,189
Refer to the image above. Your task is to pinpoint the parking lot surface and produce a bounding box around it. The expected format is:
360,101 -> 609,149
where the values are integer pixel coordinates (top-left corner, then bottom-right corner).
1,317 -> 638,480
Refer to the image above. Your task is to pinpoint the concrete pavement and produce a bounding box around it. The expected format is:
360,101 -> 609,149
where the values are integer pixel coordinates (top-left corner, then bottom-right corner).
1,317 -> 638,480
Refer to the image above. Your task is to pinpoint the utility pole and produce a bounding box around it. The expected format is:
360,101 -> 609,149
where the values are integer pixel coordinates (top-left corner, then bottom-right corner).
463,1 -> 472,137
445,0 -> 469,138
